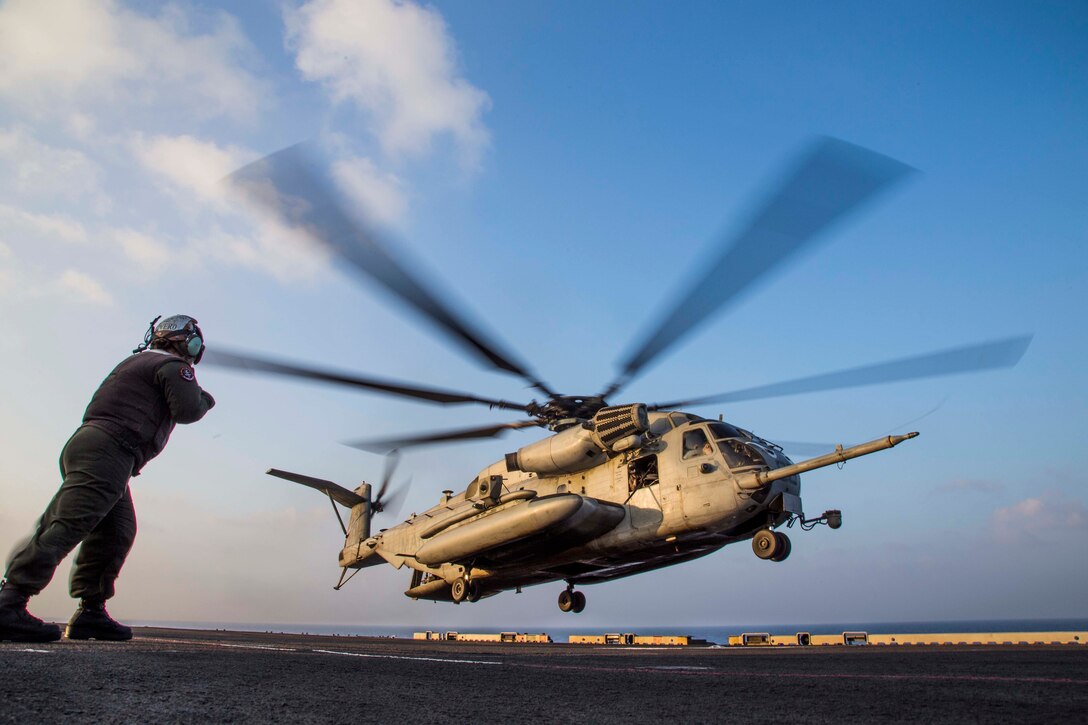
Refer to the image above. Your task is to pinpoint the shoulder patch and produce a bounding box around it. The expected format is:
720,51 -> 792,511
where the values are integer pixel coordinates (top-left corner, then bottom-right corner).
179,365 -> 195,382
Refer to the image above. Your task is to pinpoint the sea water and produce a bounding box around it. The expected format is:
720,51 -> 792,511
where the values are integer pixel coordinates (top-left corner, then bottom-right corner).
131,618 -> 1088,646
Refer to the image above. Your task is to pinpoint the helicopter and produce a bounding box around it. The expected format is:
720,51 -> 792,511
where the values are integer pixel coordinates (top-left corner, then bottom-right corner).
205,137 -> 1030,612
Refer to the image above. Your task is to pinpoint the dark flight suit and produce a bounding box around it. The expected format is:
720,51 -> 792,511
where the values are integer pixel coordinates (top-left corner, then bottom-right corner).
4,349 -> 214,602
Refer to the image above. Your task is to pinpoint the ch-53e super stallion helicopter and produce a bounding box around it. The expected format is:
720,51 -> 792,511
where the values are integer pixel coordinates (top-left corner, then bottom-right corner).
206,137 -> 1029,613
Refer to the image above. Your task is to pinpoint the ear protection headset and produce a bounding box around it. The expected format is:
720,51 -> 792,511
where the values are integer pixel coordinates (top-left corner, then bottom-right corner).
183,324 -> 205,363
134,314 -> 205,364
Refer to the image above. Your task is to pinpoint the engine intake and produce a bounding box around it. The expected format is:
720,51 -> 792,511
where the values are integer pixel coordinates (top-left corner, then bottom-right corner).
591,404 -> 649,449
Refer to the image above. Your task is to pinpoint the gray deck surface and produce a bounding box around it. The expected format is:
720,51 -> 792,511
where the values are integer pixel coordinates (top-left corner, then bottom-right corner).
2,627 -> 1087,723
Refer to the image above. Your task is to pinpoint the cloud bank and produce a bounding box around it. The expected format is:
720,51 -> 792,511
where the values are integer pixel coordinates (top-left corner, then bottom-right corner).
288,0 -> 491,167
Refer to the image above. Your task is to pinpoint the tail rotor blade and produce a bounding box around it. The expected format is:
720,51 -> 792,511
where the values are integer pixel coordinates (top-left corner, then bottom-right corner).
372,450 -> 401,511
374,477 -> 410,520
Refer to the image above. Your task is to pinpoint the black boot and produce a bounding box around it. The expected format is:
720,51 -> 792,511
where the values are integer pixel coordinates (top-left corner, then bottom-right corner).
0,580 -> 62,643
65,600 -> 132,641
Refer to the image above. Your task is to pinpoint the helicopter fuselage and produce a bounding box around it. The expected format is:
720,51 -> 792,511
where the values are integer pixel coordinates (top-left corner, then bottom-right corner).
345,410 -> 808,603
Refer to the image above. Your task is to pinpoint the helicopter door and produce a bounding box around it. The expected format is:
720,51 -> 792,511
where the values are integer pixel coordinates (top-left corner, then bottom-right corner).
678,427 -> 719,524
627,454 -> 659,493
626,454 -> 662,529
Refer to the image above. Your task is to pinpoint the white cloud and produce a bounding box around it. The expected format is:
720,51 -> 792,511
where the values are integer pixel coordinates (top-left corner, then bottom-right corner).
288,0 -> 491,166
0,127 -> 108,209
56,268 -> 114,306
0,0 -> 266,122
115,228 -> 172,275
991,491 -> 1088,544
332,156 -> 408,227
66,113 -> 97,142
132,133 -> 255,206
188,223 -> 330,284
131,134 -> 331,282
0,204 -> 88,244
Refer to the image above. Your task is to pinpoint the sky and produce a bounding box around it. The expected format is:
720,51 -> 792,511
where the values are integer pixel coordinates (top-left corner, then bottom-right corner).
1,0 -> 1085,630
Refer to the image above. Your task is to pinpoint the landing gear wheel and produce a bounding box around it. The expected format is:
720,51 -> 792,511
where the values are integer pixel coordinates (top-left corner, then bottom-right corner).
465,580 -> 481,603
752,529 -> 780,560
558,589 -> 574,612
572,591 -> 587,613
451,578 -> 467,604
770,532 -> 792,562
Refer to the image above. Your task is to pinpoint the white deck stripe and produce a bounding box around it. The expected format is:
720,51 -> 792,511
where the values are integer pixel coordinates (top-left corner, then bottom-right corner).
313,649 -> 501,665
139,637 -> 298,652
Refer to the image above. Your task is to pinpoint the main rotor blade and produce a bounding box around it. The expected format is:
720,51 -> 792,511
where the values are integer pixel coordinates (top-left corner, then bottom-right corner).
226,144 -> 556,398
204,347 -> 530,412
345,420 -> 542,454
602,137 -> 915,399
649,335 -> 1031,410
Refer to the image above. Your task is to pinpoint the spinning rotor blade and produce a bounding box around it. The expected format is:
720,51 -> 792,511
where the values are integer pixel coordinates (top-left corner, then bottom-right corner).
649,335 -> 1032,410
226,144 -> 555,398
345,420 -> 542,454
372,452 -> 408,517
203,347 -> 530,412
770,398 -> 948,457
602,137 -> 915,398
770,440 -> 842,456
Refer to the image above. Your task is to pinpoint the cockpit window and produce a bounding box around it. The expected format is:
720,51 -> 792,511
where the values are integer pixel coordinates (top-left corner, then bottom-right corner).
718,438 -> 768,470
681,428 -> 713,459
669,412 -> 696,427
708,422 -> 743,440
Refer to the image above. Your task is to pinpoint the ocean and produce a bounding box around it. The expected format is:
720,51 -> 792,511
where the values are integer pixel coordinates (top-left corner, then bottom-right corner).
131,618 -> 1088,646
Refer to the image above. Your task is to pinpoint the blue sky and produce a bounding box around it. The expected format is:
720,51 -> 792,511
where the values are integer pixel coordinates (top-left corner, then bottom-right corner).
1,0 -> 1085,629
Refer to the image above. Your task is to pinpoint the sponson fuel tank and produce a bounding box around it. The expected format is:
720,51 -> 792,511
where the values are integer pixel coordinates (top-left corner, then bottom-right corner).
506,404 -> 649,475
414,494 -> 624,566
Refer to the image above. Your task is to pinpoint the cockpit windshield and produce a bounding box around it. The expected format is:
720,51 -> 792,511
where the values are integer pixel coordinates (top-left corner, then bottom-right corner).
717,438 -> 769,470
708,422 -> 744,440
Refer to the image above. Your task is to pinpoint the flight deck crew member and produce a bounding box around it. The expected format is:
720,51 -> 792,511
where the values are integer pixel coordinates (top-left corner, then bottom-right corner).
0,315 -> 215,643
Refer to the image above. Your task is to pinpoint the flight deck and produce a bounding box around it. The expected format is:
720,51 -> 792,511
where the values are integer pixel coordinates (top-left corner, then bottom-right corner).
2,626 -> 1085,723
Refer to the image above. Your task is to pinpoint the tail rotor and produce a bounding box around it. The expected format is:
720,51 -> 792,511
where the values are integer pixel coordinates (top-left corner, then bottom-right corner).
371,451 -> 408,518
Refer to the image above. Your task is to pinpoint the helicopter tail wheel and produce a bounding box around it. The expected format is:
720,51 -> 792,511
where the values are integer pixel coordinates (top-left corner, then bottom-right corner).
558,589 -> 575,613
751,529 -> 780,560
451,577 -> 468,604
465,579 -> 482,603
572,591 -> 587,614
770,532 -> 792,562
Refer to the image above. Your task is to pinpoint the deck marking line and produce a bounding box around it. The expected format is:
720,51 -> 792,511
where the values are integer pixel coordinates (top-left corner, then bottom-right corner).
647,665 -> 712,671
517,662 -> 1088,685
138,636 -> 297,652
313,649 -> 501,666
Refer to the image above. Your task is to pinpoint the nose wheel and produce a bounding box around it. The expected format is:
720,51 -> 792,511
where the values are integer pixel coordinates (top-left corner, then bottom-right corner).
752,529 -> 791,562
558,585 -> 587,613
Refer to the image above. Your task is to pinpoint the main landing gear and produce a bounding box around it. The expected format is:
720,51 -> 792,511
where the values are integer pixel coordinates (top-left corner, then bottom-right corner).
450,577 -> 482,604
751,529 -> 791,562
557,584 -> 586,613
